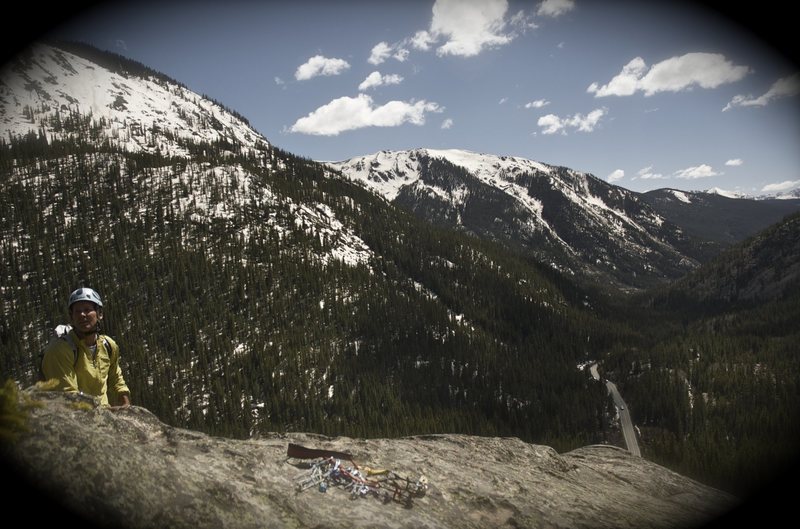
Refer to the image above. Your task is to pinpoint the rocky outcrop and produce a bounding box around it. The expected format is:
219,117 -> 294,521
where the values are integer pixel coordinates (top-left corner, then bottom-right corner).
3,390 -> 737,529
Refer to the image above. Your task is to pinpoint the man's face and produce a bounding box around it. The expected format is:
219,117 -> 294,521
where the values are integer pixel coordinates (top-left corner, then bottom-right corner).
70,301 -> 102,334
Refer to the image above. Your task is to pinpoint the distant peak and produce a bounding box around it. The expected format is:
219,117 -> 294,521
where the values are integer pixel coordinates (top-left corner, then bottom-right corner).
704,187 -> 748,199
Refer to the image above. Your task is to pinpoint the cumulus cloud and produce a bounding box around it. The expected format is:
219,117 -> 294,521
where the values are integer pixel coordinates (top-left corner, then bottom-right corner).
761,180 -> 800,193
725,158 -> 743,166
377,0 -> 538,63
524,99 -> 550,108
368,42 -> 393,65
636,166 -> 665,180
441,118 -> 454,129
295,55 -> 350,81
431,0 -> 513,57
289,94 -> 442,136
674,164 -> 721,179
588,53 -> 750,97
607,169 -> 625,183
537,108 -> 607,135
536,0 -> 576,17
723,73 -> 800,111
358,72 -> 404,91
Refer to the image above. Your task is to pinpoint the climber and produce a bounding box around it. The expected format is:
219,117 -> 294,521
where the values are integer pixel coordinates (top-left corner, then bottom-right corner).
41,287 -> 131,408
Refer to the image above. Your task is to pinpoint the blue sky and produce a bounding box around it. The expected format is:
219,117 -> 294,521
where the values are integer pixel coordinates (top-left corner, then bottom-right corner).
20,1 -> 800,195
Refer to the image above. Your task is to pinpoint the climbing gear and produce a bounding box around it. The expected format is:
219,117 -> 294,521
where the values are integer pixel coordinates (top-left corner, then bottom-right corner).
289,444 -> 428,507
68,287 -> 103,309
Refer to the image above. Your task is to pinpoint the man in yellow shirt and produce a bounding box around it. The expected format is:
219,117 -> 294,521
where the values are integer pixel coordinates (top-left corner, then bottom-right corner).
41,288 -> 131,407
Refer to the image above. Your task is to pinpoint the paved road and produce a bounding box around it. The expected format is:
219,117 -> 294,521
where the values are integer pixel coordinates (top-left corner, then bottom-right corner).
590,363 -> 641,457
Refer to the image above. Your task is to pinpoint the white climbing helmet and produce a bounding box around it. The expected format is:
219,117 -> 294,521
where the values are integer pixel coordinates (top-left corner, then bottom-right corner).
68,287 -> 103,309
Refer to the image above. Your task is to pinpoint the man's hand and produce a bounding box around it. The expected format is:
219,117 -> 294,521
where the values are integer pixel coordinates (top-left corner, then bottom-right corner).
111,393 -> 131,410
109,393 -> 131,412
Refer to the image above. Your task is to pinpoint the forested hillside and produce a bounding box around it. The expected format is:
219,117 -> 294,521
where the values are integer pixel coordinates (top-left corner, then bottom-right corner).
600,213 -> 800,496
0,124 -> 620,451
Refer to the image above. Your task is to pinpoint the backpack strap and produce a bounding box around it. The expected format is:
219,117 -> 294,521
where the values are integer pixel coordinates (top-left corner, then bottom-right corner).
62,332 -> 79,365
99,335 -> 115,358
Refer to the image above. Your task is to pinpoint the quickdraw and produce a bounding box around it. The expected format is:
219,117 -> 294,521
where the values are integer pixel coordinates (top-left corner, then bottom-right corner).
291,452 -> 428,507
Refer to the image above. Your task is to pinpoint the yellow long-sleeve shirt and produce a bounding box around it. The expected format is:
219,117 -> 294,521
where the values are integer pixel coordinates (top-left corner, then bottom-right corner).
41,330 -> 130,406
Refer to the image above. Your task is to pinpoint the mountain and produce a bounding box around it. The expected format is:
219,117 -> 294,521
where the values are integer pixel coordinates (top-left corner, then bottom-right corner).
640,188 -> 800,246
328,150 -> 793,291
1,41 -> 269,159
2,389 -> 737,529
2,41 -> 799,503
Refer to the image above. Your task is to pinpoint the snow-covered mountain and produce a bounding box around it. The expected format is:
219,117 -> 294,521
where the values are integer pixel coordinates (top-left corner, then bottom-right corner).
705,186 -> 800,201
1,42 -> 372,268
328,150 -> 800,288
328,149 -> 710,289
1,42 -> 266,157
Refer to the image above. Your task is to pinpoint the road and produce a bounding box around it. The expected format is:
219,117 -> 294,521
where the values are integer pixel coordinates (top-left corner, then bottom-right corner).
590,363 -> 641,457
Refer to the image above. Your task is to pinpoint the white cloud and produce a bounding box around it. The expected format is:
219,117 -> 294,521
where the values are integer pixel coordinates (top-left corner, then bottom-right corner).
607,169 -> 625,183
509,9 -> 537,32
358,72 -> 404,91
725,158 -> 743,166
274,76 -> 284,85
587,57 -> 646,97
411,30 -> 435,51
368,42 -> 410,65
499,97 -> 508,105
537,108 -> 607,135
290,94 -> 442,136
723,73 -> 800,111
761,179 -> 800,192
524,99 -> 550,108
441,118 -> 454,129
431,0 -> 513,57
394,49 -> 410,62
674,164 -> 721,179
537,114 -> 563,135
368,42 -> 393,65
536,0 -> 576,18
394,0 -> 536,62
588,53 -> 750,97
295,55 -> 350,81
636,166 -> 665,180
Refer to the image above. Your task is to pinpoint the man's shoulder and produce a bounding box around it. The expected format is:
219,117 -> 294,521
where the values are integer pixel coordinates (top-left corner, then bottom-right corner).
43,334 -> 75,352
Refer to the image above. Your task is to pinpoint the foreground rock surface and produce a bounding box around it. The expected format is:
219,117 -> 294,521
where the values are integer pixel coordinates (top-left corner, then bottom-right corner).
3,391 -> 737,529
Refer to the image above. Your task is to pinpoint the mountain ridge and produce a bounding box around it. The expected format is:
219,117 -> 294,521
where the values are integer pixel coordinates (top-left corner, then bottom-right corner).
328,148 -> 799,290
